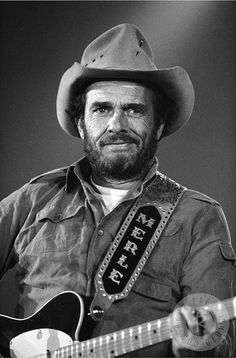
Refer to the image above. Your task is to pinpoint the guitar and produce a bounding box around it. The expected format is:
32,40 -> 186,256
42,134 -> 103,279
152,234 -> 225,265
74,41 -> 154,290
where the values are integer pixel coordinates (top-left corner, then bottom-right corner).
0,291 -> 235,358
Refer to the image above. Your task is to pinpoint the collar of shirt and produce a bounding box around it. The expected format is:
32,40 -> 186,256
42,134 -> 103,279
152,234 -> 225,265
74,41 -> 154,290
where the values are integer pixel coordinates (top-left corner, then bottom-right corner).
64,156 -> 159,208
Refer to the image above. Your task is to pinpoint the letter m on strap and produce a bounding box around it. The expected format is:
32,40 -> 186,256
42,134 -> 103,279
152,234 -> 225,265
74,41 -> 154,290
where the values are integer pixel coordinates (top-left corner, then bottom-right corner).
136,212 -> 156,228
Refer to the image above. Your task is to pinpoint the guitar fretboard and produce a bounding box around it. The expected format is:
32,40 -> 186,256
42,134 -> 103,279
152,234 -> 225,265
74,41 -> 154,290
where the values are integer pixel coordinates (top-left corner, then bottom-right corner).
56,316 -> 171,358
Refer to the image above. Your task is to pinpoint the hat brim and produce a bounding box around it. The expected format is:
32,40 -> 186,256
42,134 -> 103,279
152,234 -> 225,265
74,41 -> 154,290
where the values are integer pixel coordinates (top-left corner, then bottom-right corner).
56,62 -> 194,138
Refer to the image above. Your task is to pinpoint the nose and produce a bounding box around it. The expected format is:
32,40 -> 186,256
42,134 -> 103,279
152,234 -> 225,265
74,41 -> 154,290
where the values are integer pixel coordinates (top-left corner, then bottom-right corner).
107,109 -> 128,133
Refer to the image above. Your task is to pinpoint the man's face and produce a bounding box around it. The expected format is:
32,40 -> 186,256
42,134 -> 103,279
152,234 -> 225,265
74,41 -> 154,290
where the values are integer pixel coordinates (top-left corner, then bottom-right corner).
77,81 -> 163,181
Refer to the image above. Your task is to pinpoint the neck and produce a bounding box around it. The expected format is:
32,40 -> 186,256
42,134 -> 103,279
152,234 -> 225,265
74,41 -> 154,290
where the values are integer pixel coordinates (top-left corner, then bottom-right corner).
90,157 -> 157,189
92,173 -> 143,189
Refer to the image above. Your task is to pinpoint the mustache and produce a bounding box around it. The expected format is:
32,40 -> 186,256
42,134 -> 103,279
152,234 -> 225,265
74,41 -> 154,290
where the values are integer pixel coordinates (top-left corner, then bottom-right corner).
100,133 -> 139,146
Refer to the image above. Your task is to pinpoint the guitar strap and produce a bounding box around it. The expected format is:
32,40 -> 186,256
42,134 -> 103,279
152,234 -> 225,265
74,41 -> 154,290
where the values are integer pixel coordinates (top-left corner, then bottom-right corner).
90,173 -> 186,320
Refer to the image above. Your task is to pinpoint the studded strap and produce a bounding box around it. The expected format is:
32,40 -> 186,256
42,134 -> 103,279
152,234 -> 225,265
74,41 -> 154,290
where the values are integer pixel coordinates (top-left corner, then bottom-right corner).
90,173 -> 186,320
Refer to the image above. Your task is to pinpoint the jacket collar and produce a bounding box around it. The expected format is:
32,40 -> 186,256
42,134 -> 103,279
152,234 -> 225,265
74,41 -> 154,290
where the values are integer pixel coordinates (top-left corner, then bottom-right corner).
65,156 -> 160,192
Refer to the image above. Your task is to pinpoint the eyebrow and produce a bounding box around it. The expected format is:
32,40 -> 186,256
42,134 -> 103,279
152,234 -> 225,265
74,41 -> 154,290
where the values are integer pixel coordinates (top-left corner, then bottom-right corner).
122,103 -> 147,112
90,101 -> 112,108
90,101 -> 148,111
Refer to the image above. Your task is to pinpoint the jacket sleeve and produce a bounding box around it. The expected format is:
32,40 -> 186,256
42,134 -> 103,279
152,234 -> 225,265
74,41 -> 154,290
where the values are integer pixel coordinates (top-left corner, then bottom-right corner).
0,169 -> 67,280
179,200 -> 236,357
0,185 -> 29,279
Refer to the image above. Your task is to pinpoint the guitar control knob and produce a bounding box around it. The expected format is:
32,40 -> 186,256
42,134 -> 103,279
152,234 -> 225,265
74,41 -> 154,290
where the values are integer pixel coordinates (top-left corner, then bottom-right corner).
90,305 -> 104,320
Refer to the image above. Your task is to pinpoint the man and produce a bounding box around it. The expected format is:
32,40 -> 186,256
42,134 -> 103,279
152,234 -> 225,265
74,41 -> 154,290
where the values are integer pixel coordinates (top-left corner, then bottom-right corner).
0,24 -> 235,357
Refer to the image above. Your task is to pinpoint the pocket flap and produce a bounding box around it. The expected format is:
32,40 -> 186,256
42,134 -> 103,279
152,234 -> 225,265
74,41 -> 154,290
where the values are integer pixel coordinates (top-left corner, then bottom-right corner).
132,275 -> 171,301
219,242 -> 236,265
36,204 -> 83,223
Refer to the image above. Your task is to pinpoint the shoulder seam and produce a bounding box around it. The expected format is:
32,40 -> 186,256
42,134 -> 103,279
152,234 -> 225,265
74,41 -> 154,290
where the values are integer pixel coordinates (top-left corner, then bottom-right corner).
185,189 -> 220,206
29,167 -> 68,184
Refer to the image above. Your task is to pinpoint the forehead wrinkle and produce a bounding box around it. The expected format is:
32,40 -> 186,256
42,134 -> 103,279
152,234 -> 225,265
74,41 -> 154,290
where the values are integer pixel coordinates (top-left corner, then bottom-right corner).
86,91 -> 153,108
88,87 -> 146,97
85,81 -> 154,99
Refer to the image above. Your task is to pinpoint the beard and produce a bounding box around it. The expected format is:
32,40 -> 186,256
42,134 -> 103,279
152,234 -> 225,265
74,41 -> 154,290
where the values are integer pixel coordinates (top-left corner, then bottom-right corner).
82,126 -> 158,181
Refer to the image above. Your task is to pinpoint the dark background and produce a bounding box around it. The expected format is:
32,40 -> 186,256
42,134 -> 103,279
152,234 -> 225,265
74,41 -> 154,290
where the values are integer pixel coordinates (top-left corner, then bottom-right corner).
0,1 -> 235,316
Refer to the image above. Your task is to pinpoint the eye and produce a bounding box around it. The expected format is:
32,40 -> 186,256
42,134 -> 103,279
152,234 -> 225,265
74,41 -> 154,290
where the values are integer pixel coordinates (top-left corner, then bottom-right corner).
93,106 -> 110,114
126,106 -> 144,116
128,108 -> 139,114
94,107 -> 105,113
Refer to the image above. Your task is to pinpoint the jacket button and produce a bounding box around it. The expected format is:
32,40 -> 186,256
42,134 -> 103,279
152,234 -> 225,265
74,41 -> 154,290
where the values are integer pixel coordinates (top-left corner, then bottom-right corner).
98,229 -> 104,236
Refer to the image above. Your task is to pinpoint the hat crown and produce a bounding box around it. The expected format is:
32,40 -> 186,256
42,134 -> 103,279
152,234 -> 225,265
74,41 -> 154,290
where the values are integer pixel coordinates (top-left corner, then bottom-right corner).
81,23 -> 157,71
57,23 -> 195,139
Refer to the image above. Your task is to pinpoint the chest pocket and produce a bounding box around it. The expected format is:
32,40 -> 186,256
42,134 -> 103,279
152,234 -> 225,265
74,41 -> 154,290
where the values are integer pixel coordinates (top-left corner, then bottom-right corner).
15,205 -> 85,255
129,274 -> 176,321
132,274 -> 171,301
14,204 -> 92,286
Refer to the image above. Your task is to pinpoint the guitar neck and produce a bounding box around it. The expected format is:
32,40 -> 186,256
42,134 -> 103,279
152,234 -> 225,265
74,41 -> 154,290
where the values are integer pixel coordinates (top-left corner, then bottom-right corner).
55,297 -> 236,358
58,315 -> 172,358
205,297 -> 236,323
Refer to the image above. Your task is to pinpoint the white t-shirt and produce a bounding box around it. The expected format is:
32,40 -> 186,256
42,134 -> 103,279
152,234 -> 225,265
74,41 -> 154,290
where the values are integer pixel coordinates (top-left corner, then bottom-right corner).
90,177 -> 141,216
89,157 -> 159,215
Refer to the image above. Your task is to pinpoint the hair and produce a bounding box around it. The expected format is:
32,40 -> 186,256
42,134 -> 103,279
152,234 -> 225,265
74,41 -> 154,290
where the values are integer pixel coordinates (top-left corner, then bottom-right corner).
66,81 -> 177,137
66,91 -> 86,127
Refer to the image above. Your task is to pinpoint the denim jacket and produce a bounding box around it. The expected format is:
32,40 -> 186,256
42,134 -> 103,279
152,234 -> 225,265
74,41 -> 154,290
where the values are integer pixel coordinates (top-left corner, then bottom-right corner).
0,157 -> 235,356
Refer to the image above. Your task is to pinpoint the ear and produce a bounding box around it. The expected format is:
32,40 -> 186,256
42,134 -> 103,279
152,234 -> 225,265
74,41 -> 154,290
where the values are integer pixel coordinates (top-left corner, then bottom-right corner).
77,118 -> 85,139
156,122 -> 165,141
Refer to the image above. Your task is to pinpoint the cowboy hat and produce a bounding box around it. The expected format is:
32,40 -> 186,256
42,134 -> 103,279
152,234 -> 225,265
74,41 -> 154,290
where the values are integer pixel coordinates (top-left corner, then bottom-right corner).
56,23 -> 194,138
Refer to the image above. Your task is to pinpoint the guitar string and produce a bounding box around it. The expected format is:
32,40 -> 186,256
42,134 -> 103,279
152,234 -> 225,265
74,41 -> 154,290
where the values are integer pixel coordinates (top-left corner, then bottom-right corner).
55,319 -> 171,357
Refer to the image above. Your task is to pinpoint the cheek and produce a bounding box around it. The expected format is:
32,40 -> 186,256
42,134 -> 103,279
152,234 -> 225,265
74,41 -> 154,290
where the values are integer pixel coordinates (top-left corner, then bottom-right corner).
129,119 -> 153,140
84,118 -> 106,140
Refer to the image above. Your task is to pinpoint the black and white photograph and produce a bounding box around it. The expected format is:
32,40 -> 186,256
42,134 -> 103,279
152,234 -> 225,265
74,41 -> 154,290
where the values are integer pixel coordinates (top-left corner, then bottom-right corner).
0,1 -> 235,357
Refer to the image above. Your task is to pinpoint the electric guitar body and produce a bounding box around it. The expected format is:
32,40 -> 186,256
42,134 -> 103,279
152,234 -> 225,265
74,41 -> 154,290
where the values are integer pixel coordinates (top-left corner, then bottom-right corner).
0,291 -> 94,357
